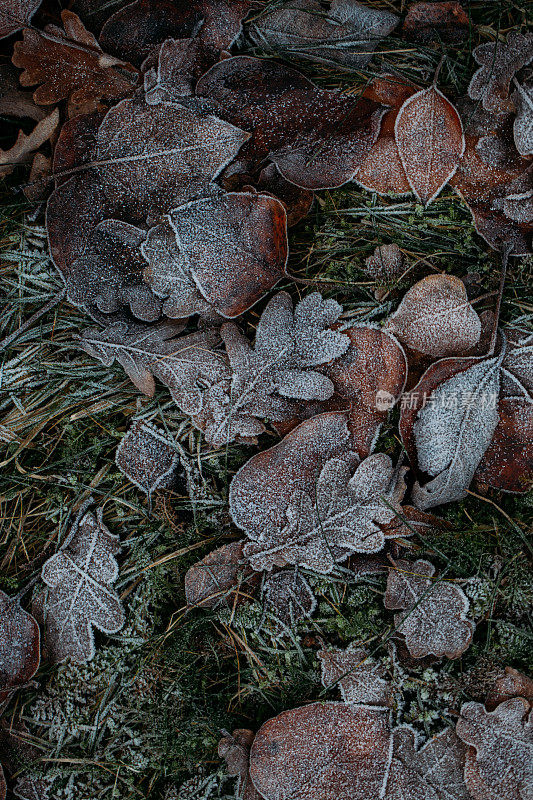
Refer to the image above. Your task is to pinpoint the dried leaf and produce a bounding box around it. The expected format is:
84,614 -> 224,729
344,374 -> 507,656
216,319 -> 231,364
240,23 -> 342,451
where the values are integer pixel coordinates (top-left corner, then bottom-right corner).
262,570 -> 316,632
115,420 -> 178,497
364,243 -> 405,282
456,698 -> 533,800
395,85 -> 465,205
0,108 -> 59,178
78,321 -> 227,416
219,729 -> 261,800
0,591 -> 40,706
41,506 -> 125,663
248,702 -> 393,800
486,667 -> 533,711
12,11 -> 138,117
513,80 -> 533,156
386,726 -> 469,800
249,0 -> 398,70
385,275 -> 482,357
23,152 -> 52,203
384,559 -> 475,659
254,163 -> 314,227
144,37 -> 219,103
196,55 -> 385,190
13,777 -> 52,800
402,2 -> 470,44
468,31 -> 533,112
185,541 -> 257,609
0,0 -> 41,39
319,646 -> 392,707
0,64 -> 45,121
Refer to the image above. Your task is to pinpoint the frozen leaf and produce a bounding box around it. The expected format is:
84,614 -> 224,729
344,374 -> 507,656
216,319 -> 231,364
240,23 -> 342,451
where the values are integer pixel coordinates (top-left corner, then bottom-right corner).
100,0 -> 252,66
12,11 -> 138,118
41,506 -> 125,663
0,0 -> 41,40
384,559 -> 475,659
116,420 -> 178,497
219,729 -> 261,800
23,152 -> 52,203
249,0 -> 398,71
196,56 -> 385,190
254,163 -> 314,227
13,777 -> 52,800
402,2 -> 469,44
0,64 -> 45,121
0,591 -> 40,706
468,31 -> 533,112
395,85 -> 465,205
456,698 -> 533,800
78,321 -> 227,416
513,81 -> 533,156
144,37 -> 218,103
319,646 -> 392,707
385,275 -> 482,358
169,192 -> 288,318
262,570 -> 316,632
0,108 -> 59,178
249,702 -> 393,800
185,541 -> 257,609
386,726 -> 469,800
364,243 -> 405,281
486,667 -> 533,710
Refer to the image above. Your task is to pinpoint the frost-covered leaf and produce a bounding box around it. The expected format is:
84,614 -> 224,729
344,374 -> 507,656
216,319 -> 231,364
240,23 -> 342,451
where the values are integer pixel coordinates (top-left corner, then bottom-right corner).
468,30 -> 533,112
248,702 -> 393,800
253,163 -> 314,227
219,729 -> 261,800
13,777 -> 52,800
395,85 -> 465,205
115,420 -> 178,498
513,81 -> 533,156
384,559 -> 475,659
196,55 -> 385,190
144,37 -> 219,103
78,321 -> 227,416
185,541 -> 257,609
385,275 -> 482,357
12,11 -> 138,117
402,2 -> 469,44
0,591 -> 40,706
0,108 -> 59,178
169,192 -> 288,318
0,0 -> 41,40
262,570 -> 316,633
41,506 -> 125,663
386,726 -> 469,800
0,64 -> 46,121
456,698 -> 533,800
249,0 -> 398,70
319,646 -> 392,707
364,243 -> 405,281
486,667 -> 533,711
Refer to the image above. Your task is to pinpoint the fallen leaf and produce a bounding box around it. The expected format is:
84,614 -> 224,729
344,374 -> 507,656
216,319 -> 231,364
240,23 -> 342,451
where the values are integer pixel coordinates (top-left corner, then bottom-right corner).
144,37 -> 219,103
12,11 -> 138,117
402,2 -> 470,44
468,30 -> 533,112
395,84 -> 465,204
249,0 -> 398,70
185,541 -> 257,609
13,777 -> 53,800
513,80 -> 533,156
0,591 -> 40,706
384,559 -> 475,659
0,64 -> 45,121
0,108 -> 59,178
385,275 -> 482,357
364,243 -> 405,282
219,729 -> 261,800
248,702 -> 393,800
115,420 -> 178,498
319,646 -> 392,707
262,570 -> 316,633
0,0 -> 42,40
196,55 -> 385,190
486,667 -> 533,711
456,698 -> 533,800
41,506 -> 125,663
23,152 -> 52,203
254,164 -> 314,228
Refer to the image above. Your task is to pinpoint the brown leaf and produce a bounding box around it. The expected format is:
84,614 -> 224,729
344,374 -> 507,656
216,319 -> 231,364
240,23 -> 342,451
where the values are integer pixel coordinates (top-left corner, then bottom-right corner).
262,570 -> 316,633
0,108 -> 59,178
0,0 -> 41,40
219,729 -> 261,800
23,152 -> 52,203
99,0 -> 252,66
196,55 -> 385,190
385,275 -> 482,358
364,243 -> 405,282
384,559 -> 475,659
468,30 -> 533,112
402,2 -> 470,44
254,164 -> 314,228
115,420 -> 178,498
249,0 -> 398,70
249,702 -> 393,800
0,65 -> 45,121
319,646 -> 392,707
0,591 -> 40,706
456,698 -> 532,800
486,667 -> 533,711
395,84 -> 465,205
185,541 -> 259,609
13,777 -> 52,800
143,37 -> 219,103
12,11 -> 138,118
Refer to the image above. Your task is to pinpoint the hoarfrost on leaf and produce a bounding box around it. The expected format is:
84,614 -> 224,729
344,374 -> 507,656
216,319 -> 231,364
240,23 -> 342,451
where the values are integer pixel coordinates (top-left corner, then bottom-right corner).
319,646 -> 392,707
513,80 -> 533,156
115,420 -> 178,498
468,30 -> 533,112
261,570 -> 316,633
0,591 -> 40,706
185,541 -> 256,609
0,0 -> 42,40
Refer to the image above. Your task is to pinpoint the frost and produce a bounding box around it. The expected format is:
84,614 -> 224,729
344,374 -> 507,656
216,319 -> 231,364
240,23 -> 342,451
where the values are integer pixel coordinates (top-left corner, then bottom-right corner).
513,81 -> 533,156
468,30 -> 533,112
384,559 -> 475,659
115,420 -> 178,498
0,591 -> 40,706
218,729 -> 260,800
0,0 -> 42,40
319,646 -> 392,707
364,243 -> 405,281
184,541 -> 257,609
262,570 -> 316,633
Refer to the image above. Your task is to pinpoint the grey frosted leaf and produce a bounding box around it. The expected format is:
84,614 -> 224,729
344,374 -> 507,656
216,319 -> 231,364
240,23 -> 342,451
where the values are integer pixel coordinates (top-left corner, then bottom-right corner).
0,0 -> 42,40
0,591 -> 40,705
276,369 -> 335,400
468,31 -> 533,112
364,243 -> 405,282
384,559 -> 475,659
115,420 -> 178,497
412,354 -> 503,509
13,777 -> 53,800
144,38 -> 218,104
78,321 -> 227,416
262,570 -> 316,633
501,328 -> 533,398
41,508 -> 125,663
513,81 -> 533,156
249,0 -> 398,71
319,646 -> 392,707
456,698 -> 533,800
291,292 -> 348,366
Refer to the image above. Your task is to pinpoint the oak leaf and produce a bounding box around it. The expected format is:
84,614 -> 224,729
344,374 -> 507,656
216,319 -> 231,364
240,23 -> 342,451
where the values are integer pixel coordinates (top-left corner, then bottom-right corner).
468,30 -> 533,112
115,420 -> 178,498
0,108 -> 59,178
319,646 -> 392,707
384,559 -> 475,659
143,37 -> 219,103
13,777 -> 52,800
0,64 -> 45,121
0,592 -> 40,706
41,506 -> 125,663
0,0 -> 41,40
486,667 -> 533,711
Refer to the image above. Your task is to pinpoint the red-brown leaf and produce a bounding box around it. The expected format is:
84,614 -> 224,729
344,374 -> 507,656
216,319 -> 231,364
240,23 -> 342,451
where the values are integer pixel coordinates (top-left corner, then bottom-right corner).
402,2 -> 470,44
0,0 -> 42,40
0,591 -> 40,707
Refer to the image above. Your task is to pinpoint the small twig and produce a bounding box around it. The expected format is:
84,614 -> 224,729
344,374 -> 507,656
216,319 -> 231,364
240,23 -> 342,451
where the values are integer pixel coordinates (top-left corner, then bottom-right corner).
488,246 -> 510,355
0,288 -> 66,354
